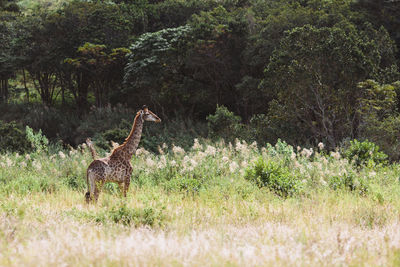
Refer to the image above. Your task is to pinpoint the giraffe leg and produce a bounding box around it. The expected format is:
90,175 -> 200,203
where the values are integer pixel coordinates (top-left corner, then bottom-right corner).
85,174 -> 92,204
117,182 -> 124,197
85,191 -> 92,204
87,172 -> 97,203
94,180 -> 104,203
123,176 -> 131,197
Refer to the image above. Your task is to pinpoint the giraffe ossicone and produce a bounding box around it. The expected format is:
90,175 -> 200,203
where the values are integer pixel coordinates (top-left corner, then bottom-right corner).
85,106 -> 161,203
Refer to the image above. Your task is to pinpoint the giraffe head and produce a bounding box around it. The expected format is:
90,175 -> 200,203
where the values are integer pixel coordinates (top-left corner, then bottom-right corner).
140,105 -> 161,123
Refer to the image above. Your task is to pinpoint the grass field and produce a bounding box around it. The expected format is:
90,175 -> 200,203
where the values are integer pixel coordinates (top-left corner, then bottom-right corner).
1,139 -> 400,266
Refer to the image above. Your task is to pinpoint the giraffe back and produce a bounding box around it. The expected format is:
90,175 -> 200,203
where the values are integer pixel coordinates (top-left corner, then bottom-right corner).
87,157 -> 132,183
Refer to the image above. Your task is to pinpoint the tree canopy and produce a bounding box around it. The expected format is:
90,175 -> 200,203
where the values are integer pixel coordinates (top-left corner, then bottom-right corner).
1,0 -> 400,157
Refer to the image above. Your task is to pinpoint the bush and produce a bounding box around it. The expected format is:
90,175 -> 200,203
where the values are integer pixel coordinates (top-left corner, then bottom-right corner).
359,115 -> 400,161
343,139 -> 388,167
22,105 -> 80,144
0,103 -> 81,145
163,176 -> 202,194
76,104 -> 134,146
141,116 -> 207,152
0,103 -> 206,152
94,122 -> 130,150
71,203 -> 165,227
206,105 -> 245,141
64,174 -> 86,191
91,115 -> 207,153
108,205 -> 164,227
25,126 -> 49,153
265,139 -> 295,165
0,121 -> 31,153
357,80 -> 400,161
329,172 -> 369,195
249,114 -> 274,145
245,157 -> 300,198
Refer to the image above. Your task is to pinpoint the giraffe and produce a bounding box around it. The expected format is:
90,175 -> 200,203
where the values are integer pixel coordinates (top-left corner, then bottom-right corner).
86,138 -> 118,160
86,138 -> 98,160
85,105 -> 161,203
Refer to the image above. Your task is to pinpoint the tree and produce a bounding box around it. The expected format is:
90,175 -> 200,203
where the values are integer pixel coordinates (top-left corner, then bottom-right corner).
357,80 -> 400,160
17,13 -> 62,106
13,1 -> 137,107
124,25 -> 193,116
0,0 -> 19,12
65,43 -> 129,107
263,22 -> 398,148
187,6 -> 248,117
147,0 -> 217,31
0,6 -> 19,103
352,0 -> 400,61
125,6 -> 249,118
0,19 -> 12,102
240,0 -> 361,118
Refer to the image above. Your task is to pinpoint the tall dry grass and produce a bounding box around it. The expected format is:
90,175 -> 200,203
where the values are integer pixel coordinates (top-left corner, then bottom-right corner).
1,139 -> 400,266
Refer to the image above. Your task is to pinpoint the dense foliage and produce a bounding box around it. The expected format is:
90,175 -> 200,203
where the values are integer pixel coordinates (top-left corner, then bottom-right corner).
0,120 -> 30,153
0,0 -> 400,159
2,2 -> 400,265
343,139 -> 388,167
245,157 -> 300,197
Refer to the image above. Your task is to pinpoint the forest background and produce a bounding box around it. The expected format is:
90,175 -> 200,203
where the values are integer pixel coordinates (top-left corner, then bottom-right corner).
1,1 -> 400,265
1,0 -> 400,158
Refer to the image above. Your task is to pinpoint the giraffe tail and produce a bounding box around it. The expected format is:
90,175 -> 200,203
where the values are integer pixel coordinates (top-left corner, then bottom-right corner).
86,138 -> 98,160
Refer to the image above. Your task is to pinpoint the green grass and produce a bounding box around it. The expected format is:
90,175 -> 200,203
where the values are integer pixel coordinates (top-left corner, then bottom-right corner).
1,139 -> 400,266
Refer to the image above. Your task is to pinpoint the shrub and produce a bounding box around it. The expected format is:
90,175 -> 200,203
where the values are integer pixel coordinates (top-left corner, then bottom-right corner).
207,105 -> 245,141
245,157 -> 300,198
21,105 -> 80,144
266,139 -> 295,165
329,172 -> 369,195
141,116 -> 207,152
359,115 -> 400,161
163,176 -> 202,194
3,2 -> 20,12
343,139 -> 388,167
108,205 -> 164,227
68,202 -> 165,227
70,203 -> 165,227
91,113 -> 207,153
249,114 -> 274,145
64,174 -> 86,191
0,121 -> 31,153
94,123 -> 130,150
357,80 -> 400,161
76,104 -> 134,146
25,126 -> 49,153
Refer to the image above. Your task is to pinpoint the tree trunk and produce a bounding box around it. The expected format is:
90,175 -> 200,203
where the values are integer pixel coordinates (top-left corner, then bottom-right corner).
77,75 -> 89,109
30,71 -> 59,106
22,69 -> 30,102
61,85 -> 65,106
0,78 -> 9,103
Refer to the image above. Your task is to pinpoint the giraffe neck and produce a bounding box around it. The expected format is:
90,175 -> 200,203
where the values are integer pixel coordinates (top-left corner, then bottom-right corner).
119,113 -> 144,159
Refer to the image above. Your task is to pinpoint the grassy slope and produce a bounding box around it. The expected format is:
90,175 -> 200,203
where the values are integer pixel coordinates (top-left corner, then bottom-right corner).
1,140 -> 400,266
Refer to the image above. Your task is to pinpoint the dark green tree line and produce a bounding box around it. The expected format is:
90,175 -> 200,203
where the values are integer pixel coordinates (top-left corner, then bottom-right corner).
0,0 -> 400,158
